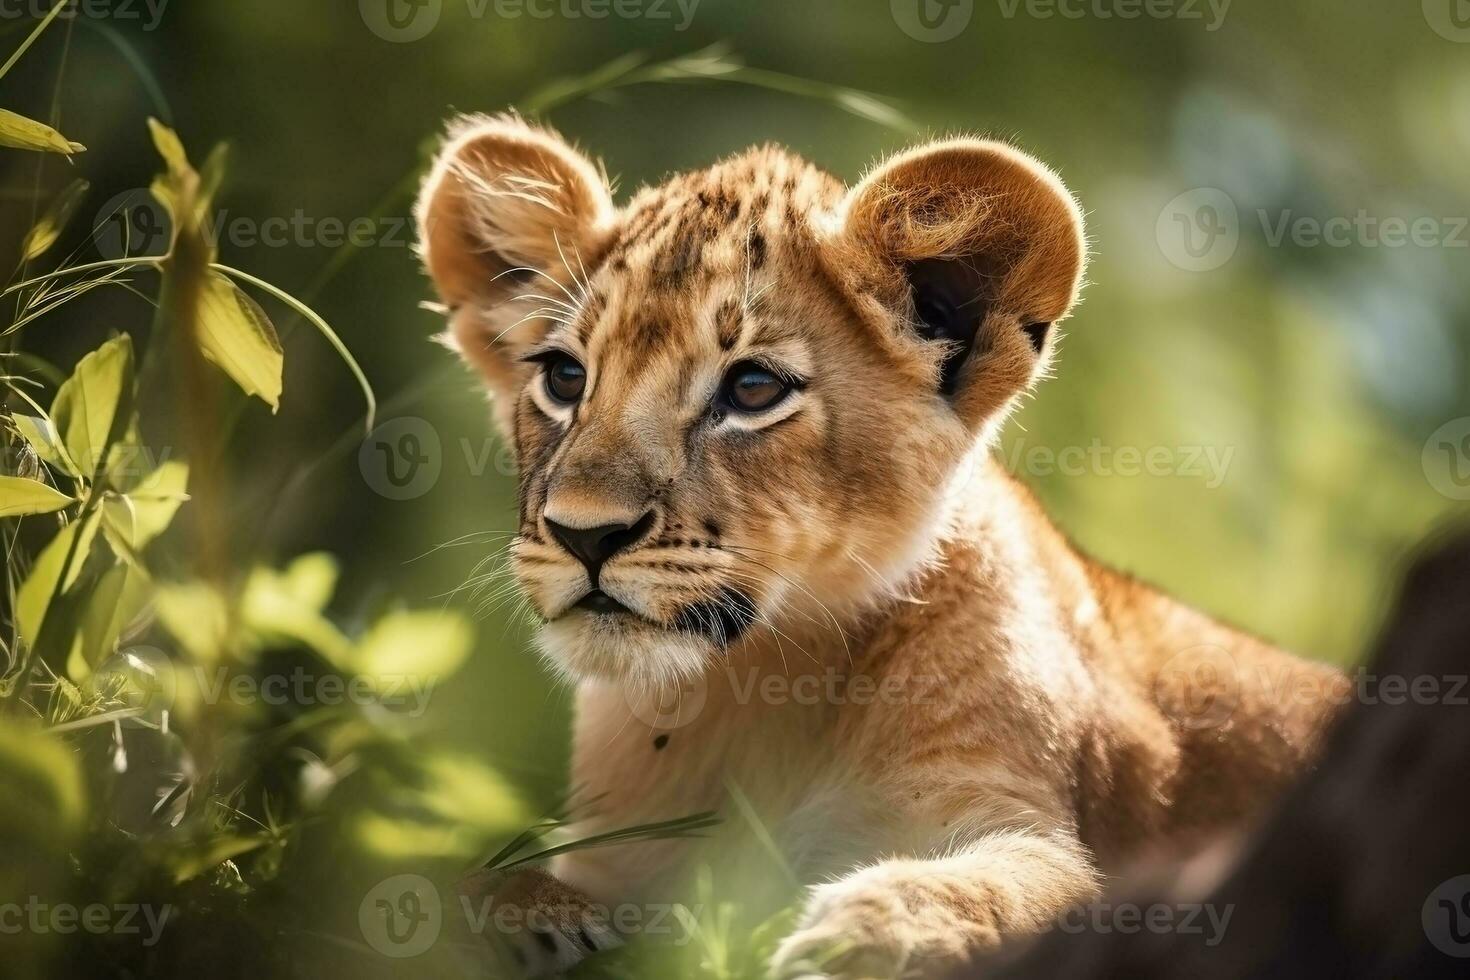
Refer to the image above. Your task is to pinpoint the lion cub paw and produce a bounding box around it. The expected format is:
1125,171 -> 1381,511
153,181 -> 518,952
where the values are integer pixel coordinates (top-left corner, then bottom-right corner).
768,865 -> 987,980
456,867 -> 622,976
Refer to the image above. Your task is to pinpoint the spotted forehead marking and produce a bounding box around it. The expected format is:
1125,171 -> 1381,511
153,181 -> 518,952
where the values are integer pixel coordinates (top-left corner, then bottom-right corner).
574,145 -> 845,369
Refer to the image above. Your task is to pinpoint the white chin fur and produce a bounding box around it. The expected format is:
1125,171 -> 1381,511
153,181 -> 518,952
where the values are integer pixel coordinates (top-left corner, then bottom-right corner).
534,614 -> 714,689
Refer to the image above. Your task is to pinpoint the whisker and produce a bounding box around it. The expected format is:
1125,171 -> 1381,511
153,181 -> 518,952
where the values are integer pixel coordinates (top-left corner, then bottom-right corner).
489,264 -> 580,307
720,547 -> 852,665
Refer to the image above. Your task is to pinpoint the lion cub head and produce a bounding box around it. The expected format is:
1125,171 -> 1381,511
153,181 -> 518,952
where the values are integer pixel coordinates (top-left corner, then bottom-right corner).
416,114 -> 1085,687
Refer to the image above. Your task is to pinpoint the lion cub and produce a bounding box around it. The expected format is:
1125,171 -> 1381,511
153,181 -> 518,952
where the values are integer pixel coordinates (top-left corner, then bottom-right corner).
417,114 -> 1347,978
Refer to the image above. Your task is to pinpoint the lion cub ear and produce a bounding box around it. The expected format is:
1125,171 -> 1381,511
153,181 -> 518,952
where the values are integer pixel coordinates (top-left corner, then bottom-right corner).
415,114 -> 613,398
837,139 -> 1086,419
416,113 -> 613,308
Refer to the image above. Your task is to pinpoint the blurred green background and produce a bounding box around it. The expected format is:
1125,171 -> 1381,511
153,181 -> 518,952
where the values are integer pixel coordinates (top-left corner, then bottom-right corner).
2,0 -> 1467,975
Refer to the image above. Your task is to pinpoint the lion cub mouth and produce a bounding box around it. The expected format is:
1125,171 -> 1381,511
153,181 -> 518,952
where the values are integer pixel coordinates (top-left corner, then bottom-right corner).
563,586 -> 758,648
574,589 -> 634,616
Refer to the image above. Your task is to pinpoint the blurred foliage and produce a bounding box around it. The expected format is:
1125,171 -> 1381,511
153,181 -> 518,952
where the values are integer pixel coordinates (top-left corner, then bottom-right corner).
0,0 -> 1467,977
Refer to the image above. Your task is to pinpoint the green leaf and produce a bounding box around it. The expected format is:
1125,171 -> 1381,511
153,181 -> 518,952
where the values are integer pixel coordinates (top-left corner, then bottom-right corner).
146,117 -> 220,232
67,563 -> 152,681
169,834 -> 270,884
147,117 -> 189,179
357,754 -> 524,859
197,143 -> 229,216
154,581 -> 230,663
352,610 -> 473,686
0,718 -> 86,843
21,178 -> 89,260
214,264 -> 375,432
198,273 -> 283,410
10,413 -> 79,476
280,552 -> 339,611
0,107 -> 84,154
101,460 -> 189,558
0,475 -> 74,517
416,754 -> 524,830
51,335 -> 135,479
241,565 -> 350,662
16,509 -> 101,645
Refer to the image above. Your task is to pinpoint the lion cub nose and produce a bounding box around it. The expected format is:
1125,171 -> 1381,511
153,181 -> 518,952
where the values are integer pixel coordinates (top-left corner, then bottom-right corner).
545,512 -> 655,578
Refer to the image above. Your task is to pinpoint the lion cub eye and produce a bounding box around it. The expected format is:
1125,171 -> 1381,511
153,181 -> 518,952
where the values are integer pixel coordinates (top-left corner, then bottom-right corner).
723,362 -> 791,413
542,354 -> 586,404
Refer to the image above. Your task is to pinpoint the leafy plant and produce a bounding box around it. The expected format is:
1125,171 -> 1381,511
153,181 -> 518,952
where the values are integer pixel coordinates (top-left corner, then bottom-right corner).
0,10 -> 912,976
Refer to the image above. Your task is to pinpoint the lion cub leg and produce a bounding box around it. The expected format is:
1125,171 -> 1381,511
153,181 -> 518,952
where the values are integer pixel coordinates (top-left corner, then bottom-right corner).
455,866 -> 623,976
769,829 -> 1098,979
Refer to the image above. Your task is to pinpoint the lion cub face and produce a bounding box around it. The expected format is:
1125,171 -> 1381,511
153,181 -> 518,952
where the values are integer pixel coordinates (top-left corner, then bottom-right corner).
416,116 -> 1085,687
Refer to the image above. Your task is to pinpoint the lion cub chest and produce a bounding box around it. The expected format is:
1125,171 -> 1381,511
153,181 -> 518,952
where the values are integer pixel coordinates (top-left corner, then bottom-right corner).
562,664 -> 912,898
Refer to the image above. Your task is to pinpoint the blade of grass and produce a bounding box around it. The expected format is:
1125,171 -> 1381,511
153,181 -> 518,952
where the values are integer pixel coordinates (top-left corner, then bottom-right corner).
723,777 -> 797,888
0,0 -> 67,82
210,263 -> 376,434
491,811 -> 722,872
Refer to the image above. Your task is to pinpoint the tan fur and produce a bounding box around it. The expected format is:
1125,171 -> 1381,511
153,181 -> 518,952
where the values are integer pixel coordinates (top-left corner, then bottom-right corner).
417,115 -> 1348,978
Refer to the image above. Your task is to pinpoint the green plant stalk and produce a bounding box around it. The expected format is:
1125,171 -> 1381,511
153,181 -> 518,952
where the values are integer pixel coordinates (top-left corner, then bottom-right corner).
0,0 -> 68,81
7,438 -> 113,701
211,263 -> 376,434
